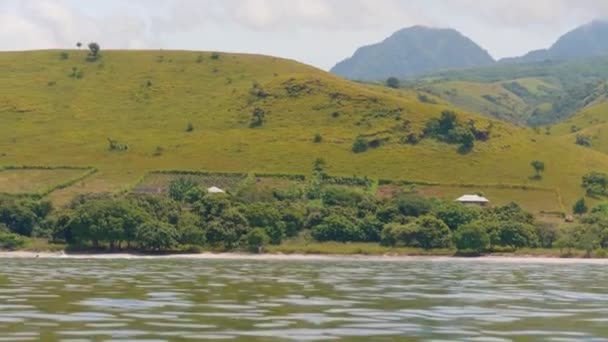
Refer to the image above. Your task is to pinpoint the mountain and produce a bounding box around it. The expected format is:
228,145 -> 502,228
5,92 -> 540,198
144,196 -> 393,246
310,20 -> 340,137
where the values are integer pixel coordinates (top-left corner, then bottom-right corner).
0,50 -> 605,211
501,20 -> 608,64
330,26 -> 495,81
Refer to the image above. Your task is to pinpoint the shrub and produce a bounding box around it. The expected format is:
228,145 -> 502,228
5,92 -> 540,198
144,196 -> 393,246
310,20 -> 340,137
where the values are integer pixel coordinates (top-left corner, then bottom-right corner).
352,136 -> 369,153
59,52 -> 69,60
249,107 -> 266,128
454,222 -> 489,254
573,197 -> 588,215
107,138 -> 128,151
245,228 -> 269,253
583,172 -> 608,197
575,134 -> 592,147
0,229 -> 27,250
211,52 -> 220,60
186,122 -> 194,132
386,77 -> 400,89
313,133 -> 322,143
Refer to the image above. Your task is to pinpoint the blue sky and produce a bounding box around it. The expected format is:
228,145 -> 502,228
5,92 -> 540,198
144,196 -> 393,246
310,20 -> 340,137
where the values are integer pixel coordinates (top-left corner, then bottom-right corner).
1,0 -> 607,70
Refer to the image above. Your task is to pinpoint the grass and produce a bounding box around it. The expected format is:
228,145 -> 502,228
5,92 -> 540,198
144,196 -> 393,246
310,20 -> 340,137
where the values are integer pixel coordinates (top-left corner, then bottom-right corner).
0,168 -> 91,195
1,50 -> 607,211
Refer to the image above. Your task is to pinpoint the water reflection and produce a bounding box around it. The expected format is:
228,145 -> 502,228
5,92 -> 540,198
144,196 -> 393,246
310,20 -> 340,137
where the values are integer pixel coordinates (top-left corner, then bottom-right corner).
0,258 -> 608,341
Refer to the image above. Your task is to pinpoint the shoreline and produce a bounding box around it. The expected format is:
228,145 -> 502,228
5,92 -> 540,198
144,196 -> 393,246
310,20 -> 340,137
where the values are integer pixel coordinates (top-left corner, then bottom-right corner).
2,251 -> 608,264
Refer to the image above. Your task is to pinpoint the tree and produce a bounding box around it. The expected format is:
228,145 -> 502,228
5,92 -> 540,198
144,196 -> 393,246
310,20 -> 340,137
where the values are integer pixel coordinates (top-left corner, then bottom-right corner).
136,221 -> 178,251
395,195 -> 433,217
573,198 -> 588,215
582,172 -> 608,197
76,42 -> 82,49
311,214 -> 364,242
168,178 -> 197,202
88,42 -> 100,57
381,215 -> 451,249
386,77 -> 400,89
243,203 -> 285,245
530,160 -> 545,179
486,221 -> 539,249
434,202 -> 479,230
244,228 -> 269,253
352,136 -> 369,153
454,222 -> 489,254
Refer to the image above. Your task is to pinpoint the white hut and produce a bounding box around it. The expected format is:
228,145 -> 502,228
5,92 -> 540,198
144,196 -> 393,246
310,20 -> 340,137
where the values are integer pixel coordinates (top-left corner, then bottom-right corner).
207,186 -> 225,194
455,194 -> 489,207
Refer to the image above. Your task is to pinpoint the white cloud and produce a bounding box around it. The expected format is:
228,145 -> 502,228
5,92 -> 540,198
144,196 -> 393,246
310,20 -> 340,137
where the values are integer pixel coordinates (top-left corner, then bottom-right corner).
1,0 -> 608,68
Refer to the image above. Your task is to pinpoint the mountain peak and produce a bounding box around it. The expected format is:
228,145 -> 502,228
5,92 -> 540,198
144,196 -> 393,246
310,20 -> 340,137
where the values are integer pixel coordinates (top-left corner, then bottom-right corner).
330,26 -> 494,81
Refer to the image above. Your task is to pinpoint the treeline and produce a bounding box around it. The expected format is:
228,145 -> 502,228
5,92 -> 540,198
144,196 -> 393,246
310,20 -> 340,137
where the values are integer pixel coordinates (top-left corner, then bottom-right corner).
2,169 -> 608,255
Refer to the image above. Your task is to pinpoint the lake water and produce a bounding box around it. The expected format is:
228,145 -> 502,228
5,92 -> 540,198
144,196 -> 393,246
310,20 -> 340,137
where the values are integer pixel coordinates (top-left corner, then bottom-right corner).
1,257 -> 608,341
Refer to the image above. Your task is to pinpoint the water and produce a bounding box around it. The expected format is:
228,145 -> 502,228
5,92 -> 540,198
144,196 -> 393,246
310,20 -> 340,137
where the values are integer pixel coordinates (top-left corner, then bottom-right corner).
1,257 -> 608,341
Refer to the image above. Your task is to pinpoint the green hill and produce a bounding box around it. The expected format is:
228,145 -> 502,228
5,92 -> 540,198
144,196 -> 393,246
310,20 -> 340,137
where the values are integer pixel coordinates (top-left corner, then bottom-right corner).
1,50 -> 607,212
410,57 -> 608,126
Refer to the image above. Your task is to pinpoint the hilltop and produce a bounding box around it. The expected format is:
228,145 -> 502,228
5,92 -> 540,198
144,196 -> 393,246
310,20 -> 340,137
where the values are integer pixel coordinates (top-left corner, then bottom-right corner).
0,50 -> 606,212
331,26 -> 494,81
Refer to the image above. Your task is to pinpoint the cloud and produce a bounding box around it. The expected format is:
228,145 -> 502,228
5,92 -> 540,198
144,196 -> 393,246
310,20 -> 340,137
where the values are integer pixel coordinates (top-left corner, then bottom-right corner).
2,0 -> 608,67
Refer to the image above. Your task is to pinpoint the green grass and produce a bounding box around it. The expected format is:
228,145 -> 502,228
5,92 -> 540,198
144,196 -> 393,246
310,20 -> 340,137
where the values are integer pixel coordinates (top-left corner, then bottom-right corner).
0,167 -> 93,195
1,50 -> 607,211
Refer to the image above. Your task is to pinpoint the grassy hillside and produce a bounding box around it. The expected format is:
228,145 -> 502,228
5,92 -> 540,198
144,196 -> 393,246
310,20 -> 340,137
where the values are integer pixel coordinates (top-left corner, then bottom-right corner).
553,101 -> 608,154
0,50 -> 606,212
410,57 -> 608,126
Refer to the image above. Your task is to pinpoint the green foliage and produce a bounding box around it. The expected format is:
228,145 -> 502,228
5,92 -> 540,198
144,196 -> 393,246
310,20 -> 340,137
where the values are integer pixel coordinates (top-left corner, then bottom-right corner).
312,214 -> 364,242
575,134 -> 592,147
249,107 -> 266,128
243,202 -> 285,244
395,194 -> 433,217
386,77 -> 400,89
168,177 -> 197,201
66,199 -> 149,249
59,52 -> 69,60
352,136 -> 369,153
136,220 -> 178,251
573,197 -> 588,215
107,138 -> 128,151
381,215 -> 451,249
583,172 -> 608,197
313,133 -> 322,143
245,228 -> 269,253
453,222 -> 489,254
483,221 -> 538,249
423,111 -> 480,150
211,52 -> 220,60
0,227 -> 27,250
186,122 -> 194,132
433,201 -> 479,230
87,42 -> 100,62
530,160 -> 545,179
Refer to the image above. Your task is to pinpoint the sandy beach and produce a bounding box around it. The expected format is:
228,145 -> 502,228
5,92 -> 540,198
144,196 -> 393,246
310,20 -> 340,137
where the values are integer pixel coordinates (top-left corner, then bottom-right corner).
2,250 -> 608,264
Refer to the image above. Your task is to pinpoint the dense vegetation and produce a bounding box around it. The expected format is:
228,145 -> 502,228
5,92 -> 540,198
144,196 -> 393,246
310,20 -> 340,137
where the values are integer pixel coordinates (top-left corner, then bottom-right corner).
2,163 -> 605,257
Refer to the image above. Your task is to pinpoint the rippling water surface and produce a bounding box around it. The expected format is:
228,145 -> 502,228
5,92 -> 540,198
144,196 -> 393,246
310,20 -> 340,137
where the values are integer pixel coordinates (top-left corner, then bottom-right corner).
1,257 -> 608,341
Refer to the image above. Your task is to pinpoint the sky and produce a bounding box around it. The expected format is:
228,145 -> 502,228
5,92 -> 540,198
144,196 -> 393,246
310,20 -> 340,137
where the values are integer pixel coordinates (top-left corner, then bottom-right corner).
1,0 -> 608,70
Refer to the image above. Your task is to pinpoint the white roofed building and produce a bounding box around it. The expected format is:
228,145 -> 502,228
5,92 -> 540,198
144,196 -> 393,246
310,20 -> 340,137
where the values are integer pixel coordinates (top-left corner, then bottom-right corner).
455,194 -> 490,207
207,186 -> 225,194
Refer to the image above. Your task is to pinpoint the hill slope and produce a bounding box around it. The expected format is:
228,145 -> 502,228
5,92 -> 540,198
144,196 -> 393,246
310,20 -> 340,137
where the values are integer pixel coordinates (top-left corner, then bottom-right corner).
331,26 -> 494,81
0,50 -> 606,210
502,20 -> 608,64
410,57 -> 608,125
